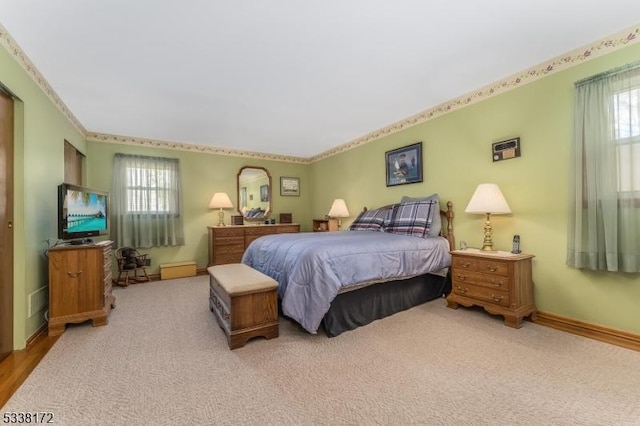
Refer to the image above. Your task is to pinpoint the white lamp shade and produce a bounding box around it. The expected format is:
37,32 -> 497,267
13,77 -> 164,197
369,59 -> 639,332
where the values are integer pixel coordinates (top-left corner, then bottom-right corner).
328,199 -> 350,218
465,183 -> 511,215
209,192 -> 233,209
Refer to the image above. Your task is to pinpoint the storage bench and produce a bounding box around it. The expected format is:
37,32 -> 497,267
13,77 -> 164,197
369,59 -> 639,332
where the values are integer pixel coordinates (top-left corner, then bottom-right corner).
207,264 -> 279,349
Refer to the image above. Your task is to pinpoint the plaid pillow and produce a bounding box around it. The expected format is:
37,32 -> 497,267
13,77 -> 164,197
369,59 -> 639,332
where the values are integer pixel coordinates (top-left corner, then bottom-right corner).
348,208 -> 390,231
384,200 -> 437,238
400,194 -> 441,237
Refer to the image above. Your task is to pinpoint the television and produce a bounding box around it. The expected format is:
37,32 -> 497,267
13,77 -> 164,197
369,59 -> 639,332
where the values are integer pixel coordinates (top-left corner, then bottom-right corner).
58,183 -> 109,243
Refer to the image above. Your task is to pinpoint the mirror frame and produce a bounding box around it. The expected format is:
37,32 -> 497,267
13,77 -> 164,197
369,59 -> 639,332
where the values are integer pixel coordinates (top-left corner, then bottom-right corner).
237,166 -> 272,222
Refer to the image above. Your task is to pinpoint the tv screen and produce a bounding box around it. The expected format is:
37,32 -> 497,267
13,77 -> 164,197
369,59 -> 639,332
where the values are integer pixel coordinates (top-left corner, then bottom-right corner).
58,183 -> 109,242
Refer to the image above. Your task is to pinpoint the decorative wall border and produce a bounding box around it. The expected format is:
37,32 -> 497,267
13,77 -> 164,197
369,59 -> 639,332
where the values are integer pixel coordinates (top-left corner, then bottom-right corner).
85,132 -> 309,164
2,21 -> 639,164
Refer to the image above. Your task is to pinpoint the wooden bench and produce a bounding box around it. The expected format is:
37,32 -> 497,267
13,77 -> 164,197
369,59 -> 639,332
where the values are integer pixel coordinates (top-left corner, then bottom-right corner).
207,264 -> 279,349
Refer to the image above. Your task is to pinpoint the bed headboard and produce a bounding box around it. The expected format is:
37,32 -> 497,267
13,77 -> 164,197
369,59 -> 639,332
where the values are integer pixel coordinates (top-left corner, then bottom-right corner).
361,201 -> 455,250
441,201 -> 455,251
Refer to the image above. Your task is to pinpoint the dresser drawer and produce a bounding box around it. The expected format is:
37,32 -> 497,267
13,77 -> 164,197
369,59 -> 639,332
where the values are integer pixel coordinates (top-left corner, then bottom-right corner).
212,227 -> 244,237
452,270 -> 510,291
277,225 -> 300,234
214,252 -> 243,265
214,236 -> 244,246
452,284 -> 510,307
244,227 -> 273,236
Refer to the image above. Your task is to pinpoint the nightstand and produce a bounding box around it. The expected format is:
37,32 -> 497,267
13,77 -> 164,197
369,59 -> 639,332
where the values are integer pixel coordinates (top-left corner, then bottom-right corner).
447,249 -> 536,328
312,218 -> 338,232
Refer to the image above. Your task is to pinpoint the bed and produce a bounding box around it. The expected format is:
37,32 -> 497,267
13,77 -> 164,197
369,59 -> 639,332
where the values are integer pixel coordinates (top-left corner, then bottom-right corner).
242,197 -> 455,337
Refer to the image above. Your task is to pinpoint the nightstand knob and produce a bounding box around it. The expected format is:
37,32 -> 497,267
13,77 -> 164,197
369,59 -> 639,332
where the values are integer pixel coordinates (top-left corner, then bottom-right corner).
456,286 -> 468,294
487,265 -> 498,272
491,294 -> 503,302
456,274 -> 467,281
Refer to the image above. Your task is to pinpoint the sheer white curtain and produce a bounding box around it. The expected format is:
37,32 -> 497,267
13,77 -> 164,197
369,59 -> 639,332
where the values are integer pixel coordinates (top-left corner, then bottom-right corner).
567,63 -> 640,272
112,154 -> 185,248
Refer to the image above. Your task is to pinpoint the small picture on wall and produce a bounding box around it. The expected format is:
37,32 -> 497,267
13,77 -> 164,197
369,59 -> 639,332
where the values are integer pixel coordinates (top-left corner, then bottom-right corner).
385,142 -> 423,186
260,184 -> 269,202
280,177 -> 300,196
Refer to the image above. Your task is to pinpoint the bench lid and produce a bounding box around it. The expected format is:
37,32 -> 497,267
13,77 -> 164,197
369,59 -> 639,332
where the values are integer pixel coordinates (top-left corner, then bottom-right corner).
208,264 -> 277,294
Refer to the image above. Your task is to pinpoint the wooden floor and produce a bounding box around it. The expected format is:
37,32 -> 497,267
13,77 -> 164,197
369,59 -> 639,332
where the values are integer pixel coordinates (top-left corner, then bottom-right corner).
0,330 -> 58,408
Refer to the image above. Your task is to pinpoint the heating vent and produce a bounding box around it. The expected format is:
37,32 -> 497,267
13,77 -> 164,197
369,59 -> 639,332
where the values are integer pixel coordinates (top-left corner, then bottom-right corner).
28,286 -> 48,318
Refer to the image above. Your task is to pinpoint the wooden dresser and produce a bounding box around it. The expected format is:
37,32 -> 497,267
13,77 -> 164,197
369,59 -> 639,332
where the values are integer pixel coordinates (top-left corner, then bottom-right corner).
208,224 -> 300,266
47,240 -> 116,336
446,249 -> 536,328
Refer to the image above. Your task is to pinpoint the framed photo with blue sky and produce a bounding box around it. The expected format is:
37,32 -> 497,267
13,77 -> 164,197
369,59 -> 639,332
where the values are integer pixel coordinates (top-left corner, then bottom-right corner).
385,142 -> 423,186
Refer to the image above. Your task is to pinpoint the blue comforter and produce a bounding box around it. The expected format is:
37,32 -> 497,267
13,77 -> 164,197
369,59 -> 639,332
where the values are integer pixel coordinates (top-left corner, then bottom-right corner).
242,231 -> 451,334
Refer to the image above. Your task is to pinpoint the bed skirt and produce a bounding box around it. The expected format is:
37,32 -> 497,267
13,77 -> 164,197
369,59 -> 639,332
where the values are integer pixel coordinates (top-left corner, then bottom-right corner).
321,271 -> 452,337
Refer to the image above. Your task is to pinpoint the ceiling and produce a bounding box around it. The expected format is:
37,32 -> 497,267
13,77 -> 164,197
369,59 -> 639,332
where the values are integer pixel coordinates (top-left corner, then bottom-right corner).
1,1 -> 640,159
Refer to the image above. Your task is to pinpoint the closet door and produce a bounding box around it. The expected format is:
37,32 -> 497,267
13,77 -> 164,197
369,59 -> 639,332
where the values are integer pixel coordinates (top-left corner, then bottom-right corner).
0,89 -> 14,361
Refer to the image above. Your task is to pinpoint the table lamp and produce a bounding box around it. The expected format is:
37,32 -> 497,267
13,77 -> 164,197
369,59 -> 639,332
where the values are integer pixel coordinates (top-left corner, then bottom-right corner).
465,183 -> 511,251
209,192 -> 234,226
328,199 -> 350,230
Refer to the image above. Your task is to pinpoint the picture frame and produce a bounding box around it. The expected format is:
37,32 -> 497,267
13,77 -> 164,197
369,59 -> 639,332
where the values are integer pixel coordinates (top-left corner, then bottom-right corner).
280,176 -> 300,196
385,142 -> 423,187
260,184 -> 269,202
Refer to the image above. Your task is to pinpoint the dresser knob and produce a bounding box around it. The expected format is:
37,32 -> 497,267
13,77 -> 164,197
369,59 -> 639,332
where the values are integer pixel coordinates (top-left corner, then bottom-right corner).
461,262 -> 471,268
487,266 -> 498,272
491,294 -> 503,302
456,274 -> 467,281
490,279 -> 503,287
456,286 -> 468,294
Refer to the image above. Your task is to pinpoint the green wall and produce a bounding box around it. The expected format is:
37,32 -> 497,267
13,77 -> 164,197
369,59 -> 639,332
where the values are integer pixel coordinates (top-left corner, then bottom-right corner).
86,142 -> 311,274
311,42 -> 640,335
1,44 -> 87,348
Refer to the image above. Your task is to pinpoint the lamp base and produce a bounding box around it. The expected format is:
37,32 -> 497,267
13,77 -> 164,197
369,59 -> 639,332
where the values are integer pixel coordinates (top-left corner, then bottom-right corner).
217,210 -> 226,226
480,213 -> 495,251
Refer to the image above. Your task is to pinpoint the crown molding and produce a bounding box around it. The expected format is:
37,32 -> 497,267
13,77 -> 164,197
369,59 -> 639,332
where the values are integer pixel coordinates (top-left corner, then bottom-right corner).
2,21 -> 638,164
309,23 -> 640,163
85,132 -> 309,164
0,23 -> 86,137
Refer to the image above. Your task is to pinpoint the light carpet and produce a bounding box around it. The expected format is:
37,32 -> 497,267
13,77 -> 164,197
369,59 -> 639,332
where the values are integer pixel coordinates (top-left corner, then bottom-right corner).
4,276 -> 640,425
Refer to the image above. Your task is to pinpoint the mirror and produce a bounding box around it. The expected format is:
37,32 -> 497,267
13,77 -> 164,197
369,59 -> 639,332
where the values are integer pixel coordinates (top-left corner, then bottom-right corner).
237,166 -> 272,222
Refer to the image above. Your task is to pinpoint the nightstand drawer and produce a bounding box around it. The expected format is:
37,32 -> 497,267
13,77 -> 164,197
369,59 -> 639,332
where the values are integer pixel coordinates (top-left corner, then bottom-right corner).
476,259 -> 509,276
452,284 -> 510,307
452,270 -> 510,291
452,257 -> 479,270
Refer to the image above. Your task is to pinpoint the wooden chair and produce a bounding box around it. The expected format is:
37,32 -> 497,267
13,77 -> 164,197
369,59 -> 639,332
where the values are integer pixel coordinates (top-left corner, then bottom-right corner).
115,247 -> 150,287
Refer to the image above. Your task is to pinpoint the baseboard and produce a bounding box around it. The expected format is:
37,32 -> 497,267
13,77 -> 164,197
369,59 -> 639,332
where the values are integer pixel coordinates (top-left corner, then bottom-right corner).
26,323 -> 48,350
534,311 -> 640,352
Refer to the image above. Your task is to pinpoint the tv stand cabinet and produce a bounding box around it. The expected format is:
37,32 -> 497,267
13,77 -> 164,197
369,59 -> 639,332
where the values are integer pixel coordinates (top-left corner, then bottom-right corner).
47,241 -> 116,336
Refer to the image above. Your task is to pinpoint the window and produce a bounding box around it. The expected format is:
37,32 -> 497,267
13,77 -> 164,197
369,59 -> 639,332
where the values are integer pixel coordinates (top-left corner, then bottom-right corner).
613,87 -> 640,194
126,164 -> 178,214
567,62 -> 640,273
112,154 -> 184,248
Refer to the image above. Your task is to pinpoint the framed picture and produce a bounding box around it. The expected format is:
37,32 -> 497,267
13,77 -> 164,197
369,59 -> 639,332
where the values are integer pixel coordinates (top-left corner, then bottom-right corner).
385,142 -> 423,186
260,184 -> 269,202
280,176 -> 300,196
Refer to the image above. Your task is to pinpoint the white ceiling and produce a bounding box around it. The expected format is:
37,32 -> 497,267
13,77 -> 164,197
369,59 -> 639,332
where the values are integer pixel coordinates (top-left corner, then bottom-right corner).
1,1 -> 640,158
